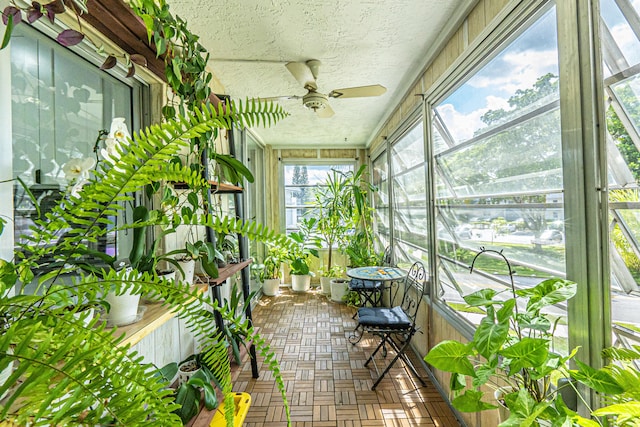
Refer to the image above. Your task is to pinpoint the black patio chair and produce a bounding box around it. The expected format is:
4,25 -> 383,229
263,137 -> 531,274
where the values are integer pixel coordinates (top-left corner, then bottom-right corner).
349,261 -> 427,390
348,246 -> 392,308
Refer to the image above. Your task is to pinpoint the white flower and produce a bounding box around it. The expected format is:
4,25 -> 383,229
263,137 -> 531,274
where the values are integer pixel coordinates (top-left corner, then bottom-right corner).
62,157 -> 95,180
100,117 -> 131,164
109,117 -> 130,143
62,156 -> 95,198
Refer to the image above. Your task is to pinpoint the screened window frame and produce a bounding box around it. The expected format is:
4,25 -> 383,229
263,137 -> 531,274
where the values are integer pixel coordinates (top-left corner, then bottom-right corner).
280,159 -> 356,234
423,1 -> 566,338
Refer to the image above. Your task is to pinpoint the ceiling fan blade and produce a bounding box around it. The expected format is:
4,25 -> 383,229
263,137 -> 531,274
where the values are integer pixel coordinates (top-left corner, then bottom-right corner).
328,84 -> 387,99
316,103 -> 335,118
285,61 -> 317,90
256,95 -> 302,102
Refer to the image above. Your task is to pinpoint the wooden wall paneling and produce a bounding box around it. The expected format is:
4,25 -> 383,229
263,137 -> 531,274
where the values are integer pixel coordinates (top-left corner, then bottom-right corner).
280,149 -> 317,159
485,0 -> 511,25
178,314 -> 197,361
319,149 -> 357,158
467,1 -> 487,44
130,333 -> 155,364
154,318 -> 182,367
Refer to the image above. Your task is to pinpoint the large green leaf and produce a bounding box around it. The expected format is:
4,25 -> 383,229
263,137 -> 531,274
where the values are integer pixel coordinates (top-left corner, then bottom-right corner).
424,340 -> 475,376
593,401 -> 640,417
500,338 -> 549,372
570,359 -> 624,394
463,288 -> 498,307
474,311 -> 510,359
452,390 -> 498,412
517,278 -> 577,313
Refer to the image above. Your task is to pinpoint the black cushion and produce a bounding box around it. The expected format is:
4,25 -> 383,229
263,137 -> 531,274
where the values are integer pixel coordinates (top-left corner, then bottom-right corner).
349,279 -> 384,290
357,306 -> 411,329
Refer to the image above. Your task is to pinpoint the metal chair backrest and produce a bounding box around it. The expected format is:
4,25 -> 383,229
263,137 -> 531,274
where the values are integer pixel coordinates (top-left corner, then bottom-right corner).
390,262 -> 427,325
381,246 -> 393,267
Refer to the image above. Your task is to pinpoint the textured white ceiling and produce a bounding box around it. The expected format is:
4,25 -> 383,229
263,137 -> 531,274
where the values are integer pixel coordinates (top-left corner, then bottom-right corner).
166,0 -> 467,147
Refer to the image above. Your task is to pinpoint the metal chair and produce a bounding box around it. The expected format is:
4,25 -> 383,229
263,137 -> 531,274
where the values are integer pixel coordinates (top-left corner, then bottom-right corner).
348,246 -> 392,307
349,261 -> 427,390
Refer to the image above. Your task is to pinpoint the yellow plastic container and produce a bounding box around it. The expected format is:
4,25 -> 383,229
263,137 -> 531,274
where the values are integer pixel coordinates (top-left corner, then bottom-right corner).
210,392 -> 251,427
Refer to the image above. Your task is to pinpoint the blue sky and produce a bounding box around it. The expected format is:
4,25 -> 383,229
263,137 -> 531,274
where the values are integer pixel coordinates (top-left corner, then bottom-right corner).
436,7 -> 559,142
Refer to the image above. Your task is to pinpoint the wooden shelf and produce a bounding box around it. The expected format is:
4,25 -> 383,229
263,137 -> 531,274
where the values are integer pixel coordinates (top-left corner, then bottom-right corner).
109,284 -> 207,347
110,261 -> 252,347
172,180 -> 243,193
196,259 -> 252,287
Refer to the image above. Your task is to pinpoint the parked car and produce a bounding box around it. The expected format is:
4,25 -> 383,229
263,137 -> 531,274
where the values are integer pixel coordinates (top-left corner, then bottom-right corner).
455,224 -> 473,239
532,229 -> 564,245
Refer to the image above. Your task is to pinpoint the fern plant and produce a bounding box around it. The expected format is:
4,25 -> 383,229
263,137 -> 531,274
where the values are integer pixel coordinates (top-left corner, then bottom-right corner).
0,100 -> 291,426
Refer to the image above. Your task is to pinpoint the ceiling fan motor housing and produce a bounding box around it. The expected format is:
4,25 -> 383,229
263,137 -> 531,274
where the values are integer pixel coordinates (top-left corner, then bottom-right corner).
303,91 -> 328,111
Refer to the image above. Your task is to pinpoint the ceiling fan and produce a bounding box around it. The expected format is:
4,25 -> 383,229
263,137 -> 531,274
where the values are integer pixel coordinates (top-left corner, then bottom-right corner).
260,59 -> 386,118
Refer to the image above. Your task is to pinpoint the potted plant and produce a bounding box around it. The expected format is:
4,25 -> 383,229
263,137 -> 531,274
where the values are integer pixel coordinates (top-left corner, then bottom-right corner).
261,244 -> 287,296
167,239 -> 219,284
424,248 -> 580,426
319,265 -> 344,296
215,232 -> 237,268
287,218 -> 321,292
312,169 -> 351,274
330,277 -> 350,303
158,353 -> 220,425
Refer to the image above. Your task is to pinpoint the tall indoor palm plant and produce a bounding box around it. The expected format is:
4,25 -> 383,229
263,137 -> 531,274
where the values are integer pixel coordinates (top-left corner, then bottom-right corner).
0,101 -> 292,426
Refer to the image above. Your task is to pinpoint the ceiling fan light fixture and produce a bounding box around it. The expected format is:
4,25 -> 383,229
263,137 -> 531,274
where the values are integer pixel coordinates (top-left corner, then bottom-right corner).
302,91 -> 328,111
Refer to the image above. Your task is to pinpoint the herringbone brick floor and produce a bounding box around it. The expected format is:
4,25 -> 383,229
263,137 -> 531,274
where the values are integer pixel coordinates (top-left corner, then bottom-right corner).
231,287 -> 461,427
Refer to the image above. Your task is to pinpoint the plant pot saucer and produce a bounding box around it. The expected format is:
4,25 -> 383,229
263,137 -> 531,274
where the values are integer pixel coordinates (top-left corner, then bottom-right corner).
104,305 -> 147,327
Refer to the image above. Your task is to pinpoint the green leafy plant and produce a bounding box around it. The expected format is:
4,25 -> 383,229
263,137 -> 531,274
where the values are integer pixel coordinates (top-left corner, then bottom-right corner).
570,346 -> 640,427
319,265 -> 345,278
287,217 -> 321,276
424,248 -> 580,426
0,101 -> 293,426
343,290 -> 361,308
167,239 -> 219,278
262,243 -> 287,280
312,169 -> 351,271
157,355 -> 219,425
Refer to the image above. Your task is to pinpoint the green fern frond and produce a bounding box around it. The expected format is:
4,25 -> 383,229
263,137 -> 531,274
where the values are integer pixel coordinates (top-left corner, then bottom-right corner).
1,101 -> 291,426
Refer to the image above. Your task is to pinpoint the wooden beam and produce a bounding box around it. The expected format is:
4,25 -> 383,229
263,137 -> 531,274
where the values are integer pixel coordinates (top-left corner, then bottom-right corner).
82,0 -> 167,80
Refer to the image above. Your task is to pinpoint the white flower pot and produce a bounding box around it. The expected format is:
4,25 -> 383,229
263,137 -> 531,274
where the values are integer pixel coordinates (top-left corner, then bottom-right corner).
263,278 -> 280,296
178,360 -> 201,386
320,277 -> 333,296
330,278 -> 350,303
291,274 -> 311,292
494,387 -> 512,424
0,349 -> 13,400
72,307 -> 95,328
175,259 -> 195,285
105,288 -> 141,326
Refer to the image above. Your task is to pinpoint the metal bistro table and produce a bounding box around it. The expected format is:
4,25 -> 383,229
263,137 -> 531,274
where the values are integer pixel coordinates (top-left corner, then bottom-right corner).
346,266 -> 405,307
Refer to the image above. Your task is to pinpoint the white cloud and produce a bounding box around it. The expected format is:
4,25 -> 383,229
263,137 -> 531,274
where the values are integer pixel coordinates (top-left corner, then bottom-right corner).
438,95 -> 509,143
470,49 -> 558,95
610,22 -> 640,66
